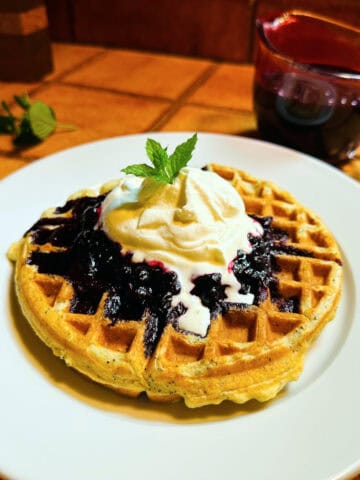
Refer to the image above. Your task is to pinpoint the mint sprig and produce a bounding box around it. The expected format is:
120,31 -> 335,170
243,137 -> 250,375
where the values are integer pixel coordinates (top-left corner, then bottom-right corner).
122,133 -> 198,184
0,93 -> 76,146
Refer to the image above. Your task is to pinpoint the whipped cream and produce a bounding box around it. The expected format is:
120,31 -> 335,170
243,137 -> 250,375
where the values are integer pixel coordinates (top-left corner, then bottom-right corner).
100,167 -> 263,336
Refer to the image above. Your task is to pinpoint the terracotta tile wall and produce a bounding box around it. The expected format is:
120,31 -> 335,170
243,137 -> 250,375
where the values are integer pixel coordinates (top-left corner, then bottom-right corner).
45,0 -> 360,62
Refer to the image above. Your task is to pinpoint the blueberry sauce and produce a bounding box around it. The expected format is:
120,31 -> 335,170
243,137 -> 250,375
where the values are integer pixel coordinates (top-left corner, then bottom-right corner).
191,273 -> 227,318
27,194 -> 311,356
232,215 -> 311,313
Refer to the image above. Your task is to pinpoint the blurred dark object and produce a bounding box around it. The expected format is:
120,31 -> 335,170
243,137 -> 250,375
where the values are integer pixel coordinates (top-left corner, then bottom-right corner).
253,10 -> 360,164
0,0 -> 53,81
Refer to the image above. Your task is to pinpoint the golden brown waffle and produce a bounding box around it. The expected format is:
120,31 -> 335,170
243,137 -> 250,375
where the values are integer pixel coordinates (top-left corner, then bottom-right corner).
8,165 -> 343,407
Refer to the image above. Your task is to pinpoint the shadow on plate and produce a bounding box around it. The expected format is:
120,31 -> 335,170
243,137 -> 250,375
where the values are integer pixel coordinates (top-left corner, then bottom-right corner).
8,280 -> 280,424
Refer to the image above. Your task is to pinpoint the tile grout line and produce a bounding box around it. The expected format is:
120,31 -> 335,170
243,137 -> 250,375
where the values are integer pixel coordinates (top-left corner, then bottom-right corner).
48,48 -> 108,83
185,101 -> 255,115
5,48 -> 109,109
56,80 -> 172,103
147,63 -> 219,131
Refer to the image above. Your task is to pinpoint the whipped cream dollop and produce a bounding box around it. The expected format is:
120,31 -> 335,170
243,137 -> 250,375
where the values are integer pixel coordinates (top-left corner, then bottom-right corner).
100,167 -> 263,336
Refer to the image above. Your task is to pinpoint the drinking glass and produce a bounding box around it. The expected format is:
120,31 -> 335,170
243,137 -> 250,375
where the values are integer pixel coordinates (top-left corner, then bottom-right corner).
253,10 -> 360,164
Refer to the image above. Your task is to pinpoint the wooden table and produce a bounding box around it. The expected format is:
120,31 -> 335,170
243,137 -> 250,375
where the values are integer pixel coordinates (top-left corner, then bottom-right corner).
0,43 -> 359,480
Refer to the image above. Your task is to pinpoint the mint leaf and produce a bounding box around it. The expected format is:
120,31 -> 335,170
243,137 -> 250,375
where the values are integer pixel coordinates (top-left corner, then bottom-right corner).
168,133 -> 197,182
1,101 -> 18,135
1,101 -> 13,117
28,101 -> 56,140
122,163 -> 169,184
146,138 -> 168,173
121,134 -> 198,184
0,92 -> 75,147
14,116 -> 38,146
122,164 -> 158,177
14,93 -> 31,110
0,115 -> 16,134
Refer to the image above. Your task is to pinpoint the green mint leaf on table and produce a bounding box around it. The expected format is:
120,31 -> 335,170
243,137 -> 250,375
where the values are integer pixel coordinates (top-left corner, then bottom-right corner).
122,133 -> 198,184
28,101 -> 56,140
0,102 -> 17,135
0,115 -> 16,134
0,92 -> 76,147
14,116 -> 37,147
14,93 -> 31,110
1,101 -> 14,118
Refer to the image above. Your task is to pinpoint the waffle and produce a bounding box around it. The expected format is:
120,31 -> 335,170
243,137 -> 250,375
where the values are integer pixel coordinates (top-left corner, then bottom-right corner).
8,165 -> 343,407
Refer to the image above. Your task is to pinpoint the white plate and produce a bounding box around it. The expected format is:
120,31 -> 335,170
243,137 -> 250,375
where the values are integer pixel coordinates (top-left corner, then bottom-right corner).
1,133 -> 359,480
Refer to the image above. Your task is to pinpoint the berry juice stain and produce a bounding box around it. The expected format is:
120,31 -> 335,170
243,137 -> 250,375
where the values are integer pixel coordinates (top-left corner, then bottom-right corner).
27,194 -> 312,356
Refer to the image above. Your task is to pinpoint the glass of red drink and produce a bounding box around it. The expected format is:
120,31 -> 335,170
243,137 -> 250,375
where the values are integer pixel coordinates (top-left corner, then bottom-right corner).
253,10 -> 360,164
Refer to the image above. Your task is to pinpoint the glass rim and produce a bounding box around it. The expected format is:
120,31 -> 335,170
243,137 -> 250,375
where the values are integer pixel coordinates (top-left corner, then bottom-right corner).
256,10 -> 360,81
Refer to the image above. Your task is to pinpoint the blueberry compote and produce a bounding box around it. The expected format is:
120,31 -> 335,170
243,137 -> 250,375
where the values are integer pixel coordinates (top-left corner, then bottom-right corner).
232,215 -> 311,313
27,194 -> 311,356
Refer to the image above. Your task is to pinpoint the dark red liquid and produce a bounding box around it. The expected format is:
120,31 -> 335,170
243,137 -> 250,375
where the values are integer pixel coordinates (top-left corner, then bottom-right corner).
254,13 -> 360,162
254,77 -> 360,161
